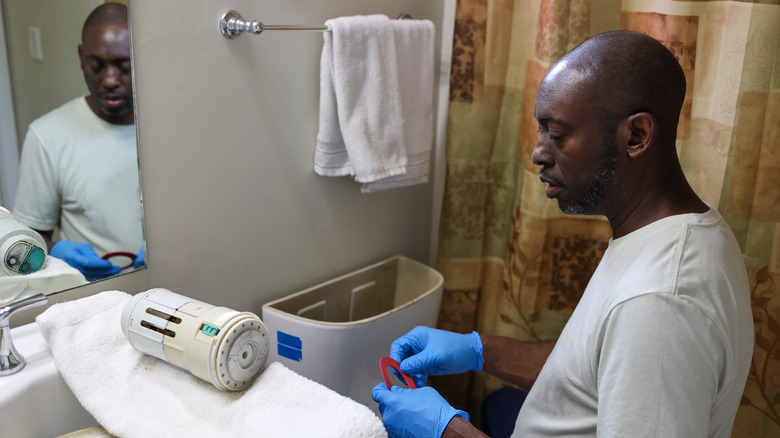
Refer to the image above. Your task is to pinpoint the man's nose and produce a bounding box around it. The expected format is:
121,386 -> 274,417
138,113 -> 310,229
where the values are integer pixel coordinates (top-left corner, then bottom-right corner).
531,137 -> 552,167
103,64 -> 121,89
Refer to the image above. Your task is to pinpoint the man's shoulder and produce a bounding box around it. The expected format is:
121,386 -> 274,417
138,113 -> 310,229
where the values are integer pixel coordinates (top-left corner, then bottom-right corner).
594,209 -> 741,299
617,208 -> 730,256
29,96 -> 90,130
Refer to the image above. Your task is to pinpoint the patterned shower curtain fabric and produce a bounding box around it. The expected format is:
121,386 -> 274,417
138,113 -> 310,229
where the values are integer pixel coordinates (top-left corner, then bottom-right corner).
434,0 -> 780,436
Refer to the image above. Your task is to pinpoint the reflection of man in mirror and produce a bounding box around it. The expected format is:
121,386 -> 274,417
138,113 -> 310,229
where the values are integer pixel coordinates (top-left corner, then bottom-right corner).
12,3 -> 143,281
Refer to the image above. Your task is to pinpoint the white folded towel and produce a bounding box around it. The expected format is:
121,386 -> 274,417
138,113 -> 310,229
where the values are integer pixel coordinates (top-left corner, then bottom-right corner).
0,256 -> 86,305
36,291 -> 387,438
314,15 -> 435,193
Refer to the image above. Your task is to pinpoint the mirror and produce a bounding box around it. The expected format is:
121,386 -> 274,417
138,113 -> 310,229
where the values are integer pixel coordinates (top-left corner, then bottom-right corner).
0,0 -> 144,304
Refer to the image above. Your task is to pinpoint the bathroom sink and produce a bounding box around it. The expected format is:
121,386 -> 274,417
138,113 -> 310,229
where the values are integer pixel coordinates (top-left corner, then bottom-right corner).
0,323 -> 99,437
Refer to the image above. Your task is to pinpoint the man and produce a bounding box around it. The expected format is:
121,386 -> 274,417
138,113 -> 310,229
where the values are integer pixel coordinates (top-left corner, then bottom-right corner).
13,3 -> 143,281
372,30 -> 753,437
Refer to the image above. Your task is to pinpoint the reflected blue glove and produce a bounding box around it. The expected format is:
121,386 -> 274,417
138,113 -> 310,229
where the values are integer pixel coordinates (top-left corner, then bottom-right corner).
390,326 -> 484,387
133,245 -> 145,269
372,383 -> 469,438
51,240 -> 121,281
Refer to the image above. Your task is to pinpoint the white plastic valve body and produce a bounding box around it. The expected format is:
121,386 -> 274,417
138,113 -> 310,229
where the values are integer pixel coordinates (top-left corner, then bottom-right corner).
120,288 -> 269,391
0,207 -> 47,276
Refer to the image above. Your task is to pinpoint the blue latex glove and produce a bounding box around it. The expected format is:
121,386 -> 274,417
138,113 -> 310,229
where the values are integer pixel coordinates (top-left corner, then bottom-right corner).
51,240 -> 121,281
372,383 -> 469,438
133,245 -> 145,269
390,326 -> 484,387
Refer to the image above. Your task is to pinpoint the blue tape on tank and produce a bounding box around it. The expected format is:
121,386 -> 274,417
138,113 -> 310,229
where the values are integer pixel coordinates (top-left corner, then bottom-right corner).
277,331 -> 303,361
277,331 -> 302,349
278,343 -> 302,361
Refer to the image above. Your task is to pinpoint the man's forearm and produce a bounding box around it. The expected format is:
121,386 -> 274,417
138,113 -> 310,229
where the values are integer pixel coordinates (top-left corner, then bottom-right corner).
441,336 -> 554,437
481,335 -> 555,391
442,416 -> 489,438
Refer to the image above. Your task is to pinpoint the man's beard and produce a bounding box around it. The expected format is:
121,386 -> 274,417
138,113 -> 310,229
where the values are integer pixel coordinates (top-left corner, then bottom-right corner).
560,131 -> 619,215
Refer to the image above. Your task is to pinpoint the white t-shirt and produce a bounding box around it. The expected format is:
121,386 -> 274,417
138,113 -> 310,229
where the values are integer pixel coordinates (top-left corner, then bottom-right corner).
513,208 -> 753,437
13,97 -> 143,257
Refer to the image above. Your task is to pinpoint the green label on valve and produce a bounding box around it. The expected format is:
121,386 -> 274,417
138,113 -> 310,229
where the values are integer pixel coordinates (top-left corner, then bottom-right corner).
201,323 -> 220,337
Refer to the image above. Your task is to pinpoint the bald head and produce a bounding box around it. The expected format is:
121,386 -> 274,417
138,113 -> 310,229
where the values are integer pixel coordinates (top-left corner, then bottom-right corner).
532,31 -> 707,231
545,31 -> 686,142
82,3 -> 128,44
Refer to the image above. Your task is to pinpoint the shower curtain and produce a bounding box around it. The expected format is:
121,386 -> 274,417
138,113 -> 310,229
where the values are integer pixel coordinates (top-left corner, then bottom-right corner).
433,0 -> 780,436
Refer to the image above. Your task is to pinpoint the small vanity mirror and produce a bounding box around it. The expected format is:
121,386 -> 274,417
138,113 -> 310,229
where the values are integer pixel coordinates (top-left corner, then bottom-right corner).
0,0 -> 144,305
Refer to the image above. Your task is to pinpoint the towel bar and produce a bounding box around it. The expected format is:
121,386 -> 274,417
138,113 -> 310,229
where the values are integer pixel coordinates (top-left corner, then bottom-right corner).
220,10 -> 412,39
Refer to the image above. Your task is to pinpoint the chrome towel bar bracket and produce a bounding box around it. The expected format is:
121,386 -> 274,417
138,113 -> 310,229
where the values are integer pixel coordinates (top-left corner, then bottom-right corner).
220,10 -> 329,39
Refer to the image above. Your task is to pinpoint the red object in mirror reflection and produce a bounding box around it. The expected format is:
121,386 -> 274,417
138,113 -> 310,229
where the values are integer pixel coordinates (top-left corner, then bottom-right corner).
101,251 -> 137,270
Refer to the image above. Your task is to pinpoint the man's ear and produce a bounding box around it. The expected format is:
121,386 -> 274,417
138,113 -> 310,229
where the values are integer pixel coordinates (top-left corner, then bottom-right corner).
78,45 -> 85,71
624,112 -> 656,159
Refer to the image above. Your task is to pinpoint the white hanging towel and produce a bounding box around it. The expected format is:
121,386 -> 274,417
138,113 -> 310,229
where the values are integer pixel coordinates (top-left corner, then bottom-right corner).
36,291 -> 388,438
362,18 -> 435,193
314,15 -> 435,193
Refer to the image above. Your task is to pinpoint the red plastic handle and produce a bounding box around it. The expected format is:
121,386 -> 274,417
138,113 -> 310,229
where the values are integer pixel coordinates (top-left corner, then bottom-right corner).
380,356 -> 417,390
101,251 -> 137,270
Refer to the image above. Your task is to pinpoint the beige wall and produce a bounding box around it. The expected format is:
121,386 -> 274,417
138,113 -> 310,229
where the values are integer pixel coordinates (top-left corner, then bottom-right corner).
12,0 -> 455,325
2,0 -> 103,147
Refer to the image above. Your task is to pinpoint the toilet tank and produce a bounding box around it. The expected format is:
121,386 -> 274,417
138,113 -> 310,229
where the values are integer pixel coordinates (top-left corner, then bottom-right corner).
261,255 -> 443,410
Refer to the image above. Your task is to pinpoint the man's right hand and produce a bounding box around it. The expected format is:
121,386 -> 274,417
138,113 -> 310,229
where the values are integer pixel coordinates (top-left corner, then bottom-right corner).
390,326 -> 484,387
51,240 -> 121,281
372,383 -> 469,438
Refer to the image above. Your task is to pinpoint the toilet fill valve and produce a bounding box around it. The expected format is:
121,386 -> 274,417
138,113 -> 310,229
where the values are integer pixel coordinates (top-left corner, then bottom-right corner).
120,288 -> 269,391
